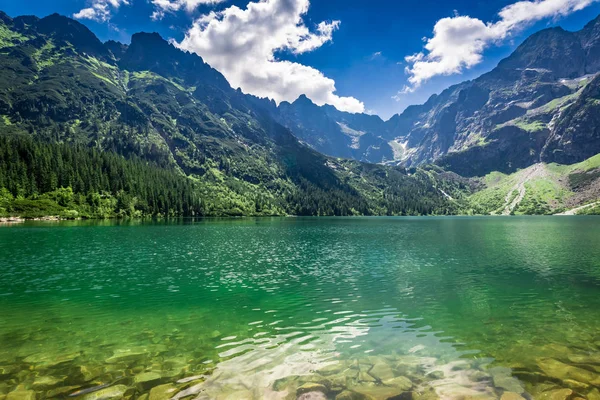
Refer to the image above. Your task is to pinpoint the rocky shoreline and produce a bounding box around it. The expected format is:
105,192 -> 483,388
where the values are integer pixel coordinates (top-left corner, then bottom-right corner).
0,216 -> 65,224
1,345 -> 599,400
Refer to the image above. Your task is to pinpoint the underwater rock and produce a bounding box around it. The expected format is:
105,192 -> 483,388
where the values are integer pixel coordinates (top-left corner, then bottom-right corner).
500,392 -> 526,400
148,383 -> 179,400
79,384 -> 129,400
31,375 -> 63,390
566,354 -> 600,365
335,390 -> 370,400
412,387 -> 439,400
358,371 -> 377,383
469,371 -> 491,382
23,352 -> 79,368
492,375 -> 524,393
78,365 -> 104,382
489,367 -> 524,394
133,372 -> 163,391
426,371 -> 444,380
0,365 -> 19,377
536,388 -> 574,400
296,383 -> 328,396
537,358 -> 600,386
272,375 -> 300,392
6,390 -> 36,400
561,379 -> 590,391
382,376 -> 412,391
105,348 -> 149,364
369,363 -> 395,381
587,388 -> 600,400
297,392 -> 327,400
350,382 -> 406,399
318,363 -> 345,376
45,385 -> 80,397
170,382 -> 205,400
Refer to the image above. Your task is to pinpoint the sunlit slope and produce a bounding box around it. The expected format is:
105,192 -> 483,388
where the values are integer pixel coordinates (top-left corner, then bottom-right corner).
469,153 -> 600,215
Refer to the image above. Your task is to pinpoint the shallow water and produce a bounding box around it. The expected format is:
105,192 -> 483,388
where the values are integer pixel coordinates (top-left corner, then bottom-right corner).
0,217 -> 599,399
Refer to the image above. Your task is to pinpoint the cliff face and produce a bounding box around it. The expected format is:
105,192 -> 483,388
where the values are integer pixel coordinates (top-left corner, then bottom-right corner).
267,15 -> 600,177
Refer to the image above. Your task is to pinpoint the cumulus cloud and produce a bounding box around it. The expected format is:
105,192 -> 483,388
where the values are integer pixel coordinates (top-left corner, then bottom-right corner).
73,0 -> 129,22
151,0 -> 226,21
401,0 -> 599,93
177,0 -> 365,113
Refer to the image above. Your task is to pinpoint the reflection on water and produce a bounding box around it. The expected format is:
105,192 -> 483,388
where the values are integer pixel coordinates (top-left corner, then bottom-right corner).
0,217 -> 599,399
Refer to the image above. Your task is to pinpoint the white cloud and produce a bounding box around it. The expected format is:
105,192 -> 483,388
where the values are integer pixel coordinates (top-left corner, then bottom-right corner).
74,0 -> 129,22
402,0 -> 599,92
177,0 -> 364,113
151,0 -> 226,21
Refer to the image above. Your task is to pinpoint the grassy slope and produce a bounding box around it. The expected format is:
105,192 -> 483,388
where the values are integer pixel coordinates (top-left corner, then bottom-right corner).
469,154 -> 600,215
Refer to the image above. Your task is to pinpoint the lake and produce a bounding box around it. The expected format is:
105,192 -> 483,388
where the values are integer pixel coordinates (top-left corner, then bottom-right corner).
0,217 -> 599,400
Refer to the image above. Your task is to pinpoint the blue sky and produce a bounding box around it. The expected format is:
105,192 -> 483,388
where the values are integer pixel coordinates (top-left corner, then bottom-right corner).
2,0 -> 600,119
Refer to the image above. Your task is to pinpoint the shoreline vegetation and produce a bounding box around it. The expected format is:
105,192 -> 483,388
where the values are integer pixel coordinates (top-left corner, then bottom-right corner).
1,132 -> 599,220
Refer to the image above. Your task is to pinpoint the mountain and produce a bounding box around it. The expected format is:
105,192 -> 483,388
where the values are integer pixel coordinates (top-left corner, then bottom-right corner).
387,15 -> 600,176
273,15 -> 600,178
0,11 -> 458,218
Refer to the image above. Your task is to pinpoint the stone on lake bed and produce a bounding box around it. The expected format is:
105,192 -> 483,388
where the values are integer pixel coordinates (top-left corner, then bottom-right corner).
105,348 -> 150,364
492,375 -> 524,393
500,392 -> 526,400
45,385 -> 80,397
350,382 -> 407,399
317,363 -> 345,376
32,375 -> 64,390
297,392 -> 327,400
149,383 -> 179,400
382,376 -> 412,390
357,371 -> 376,383
368,363 -> 395,381
589,388 -> 600,400
296,383 -> 328,396
567,353 -> 600,365
537,388 -> 574,400
335,390 -> 371,400
78,365 -> 104,381
6,390 -> 36,400
134,371 -> 163,391
537,358 -> 600,386
80,384 -> 129,400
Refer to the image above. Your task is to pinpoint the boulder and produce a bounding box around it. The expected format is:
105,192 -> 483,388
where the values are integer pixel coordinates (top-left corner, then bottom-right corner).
335,390 -> 370,400
537,358 -> 600,386
318,363 -> 345,376
134,372 -> 163,392
6,390 -> 36,400
297,393 -> 327,400
80,384 -> 128,400
500,392 -> 526,400
149,384 -> 179,400
382,376 -> 412,391
588,388 -> 600,400
369,363 -> 395,381
31,375 -> 63,390
492,375 -> 524,393
351,383 -> 406,399
78,365 -> 104,381
297,383 -> 328,396
105,348 -> 149,364
45,385 -> 80,397
357,372 -> 376,383
536,388 -> 574,400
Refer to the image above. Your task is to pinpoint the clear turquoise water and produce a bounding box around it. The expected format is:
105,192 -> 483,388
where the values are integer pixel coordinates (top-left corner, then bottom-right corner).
0,217 -> 599,399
